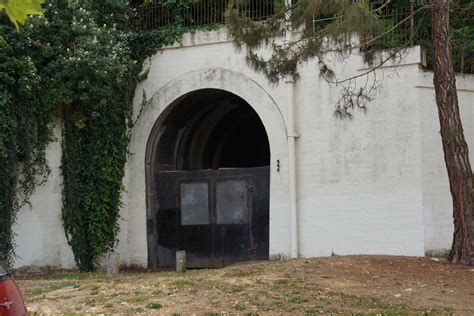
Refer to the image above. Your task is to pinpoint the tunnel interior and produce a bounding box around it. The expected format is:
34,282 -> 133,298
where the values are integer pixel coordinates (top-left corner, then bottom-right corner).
153,89 -> 270,172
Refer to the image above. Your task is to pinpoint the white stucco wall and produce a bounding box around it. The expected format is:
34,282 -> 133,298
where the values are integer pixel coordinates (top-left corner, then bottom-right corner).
12,125 -> 75,269
11,28 -> 474,268
295,58 -> 425,257
124,29 -> 430,264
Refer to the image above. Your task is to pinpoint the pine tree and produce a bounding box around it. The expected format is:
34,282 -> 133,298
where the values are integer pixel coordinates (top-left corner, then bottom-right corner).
431,0 -> 473,265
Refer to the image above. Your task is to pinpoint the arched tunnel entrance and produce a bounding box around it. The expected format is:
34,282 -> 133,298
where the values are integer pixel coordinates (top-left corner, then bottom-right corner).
148,89 -> 270,268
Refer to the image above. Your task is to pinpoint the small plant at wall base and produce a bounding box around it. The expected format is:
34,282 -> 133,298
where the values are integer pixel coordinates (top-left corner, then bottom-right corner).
0,0 -> 187,270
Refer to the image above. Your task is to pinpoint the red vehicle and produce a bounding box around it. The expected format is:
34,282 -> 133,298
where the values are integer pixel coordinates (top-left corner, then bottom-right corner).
0,264 -> 26,316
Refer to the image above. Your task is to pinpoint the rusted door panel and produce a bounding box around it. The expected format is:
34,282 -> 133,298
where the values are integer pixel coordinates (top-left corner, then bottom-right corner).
250,167 -> 270,261
177,224 -> 220,268
155,166 -> 269,268
219,224 -> 252,266
155,171 -> 179,268
215,176 -> 252,267
175,178 -> 218,268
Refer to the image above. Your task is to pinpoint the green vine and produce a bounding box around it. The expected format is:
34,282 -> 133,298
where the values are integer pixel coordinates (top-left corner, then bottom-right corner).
0,0 -> 188,270
0,19 -> 55,267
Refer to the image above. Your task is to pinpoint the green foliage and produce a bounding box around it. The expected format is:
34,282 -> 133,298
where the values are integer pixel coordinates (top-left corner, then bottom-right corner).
324,1 -> 387,45
0,0 -> 186,270
449,0 -> 474,73
226,0 -> 473,117
0,0 -> 45,30
0,17 -> 55,267
227,0 -> 387,82
146,302 -> 162,309
37,0 -> 134,272
400,0 -> 473,73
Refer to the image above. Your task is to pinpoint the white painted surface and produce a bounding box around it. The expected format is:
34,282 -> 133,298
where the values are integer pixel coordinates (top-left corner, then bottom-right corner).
13,125 -> 75,268
12,29 -> 474,268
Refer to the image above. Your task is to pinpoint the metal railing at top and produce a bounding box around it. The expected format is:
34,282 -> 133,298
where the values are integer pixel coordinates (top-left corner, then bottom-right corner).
313,8 -> 420,48
133,1 -> 418,47
312,4 -> 472,74
132,0 -> 274,31
132,1 -> 472,74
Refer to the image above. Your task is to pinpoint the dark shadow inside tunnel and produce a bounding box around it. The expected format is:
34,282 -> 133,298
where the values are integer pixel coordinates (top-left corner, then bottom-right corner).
153,89 -> 270,171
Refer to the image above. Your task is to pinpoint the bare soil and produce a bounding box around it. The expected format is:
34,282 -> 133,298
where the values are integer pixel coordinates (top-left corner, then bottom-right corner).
17,256 -> 474,315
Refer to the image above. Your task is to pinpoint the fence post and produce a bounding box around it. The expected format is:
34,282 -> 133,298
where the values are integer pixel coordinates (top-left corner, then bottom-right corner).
106,252 -> 120,279
176,250 -> 186,273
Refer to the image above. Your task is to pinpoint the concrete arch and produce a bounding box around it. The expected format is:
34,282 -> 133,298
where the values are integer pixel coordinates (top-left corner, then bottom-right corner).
147,68 -> 287,137
124,68 -> 290,267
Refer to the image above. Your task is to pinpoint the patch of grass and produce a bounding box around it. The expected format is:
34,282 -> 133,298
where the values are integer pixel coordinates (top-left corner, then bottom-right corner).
420,312 -> 453,316
42,295 -> 75,302
229,285 -> 244,293
288,296 -> 309,304
44,272 -> 99,280
274,278 -> 289,285
31,288 -> 46,296
127,296 -> 147,303
83,297 -> 98,306
93,295 -> 113,303
271,296 -> 283,307
224,268 -> 260,277
337,293 -> 409,313
172,278 -> 194,287
18,258 -> 467,315
255,278 -> 266,285
134,307 -> 145,313
90,284 -> 100,291
146,302 -> 162,309
223,269 -> 247,277
133,290 -> 146,295
50,281 -> 78,291
287,289 -> 302,295
32,281 -> 78,296
350,314 -> 414,316
232,301 -> 245,311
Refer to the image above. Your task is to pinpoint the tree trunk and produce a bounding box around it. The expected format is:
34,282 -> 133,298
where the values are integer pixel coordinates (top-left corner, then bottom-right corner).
431,0 -> 474,265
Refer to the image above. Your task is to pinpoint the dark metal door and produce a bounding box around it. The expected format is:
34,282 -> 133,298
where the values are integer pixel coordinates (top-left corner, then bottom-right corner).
155,166 -> 269,268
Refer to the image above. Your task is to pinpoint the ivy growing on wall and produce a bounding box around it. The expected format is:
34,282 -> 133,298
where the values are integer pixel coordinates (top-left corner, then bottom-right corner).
0,0 -> 187,270
0,19 -> 55,267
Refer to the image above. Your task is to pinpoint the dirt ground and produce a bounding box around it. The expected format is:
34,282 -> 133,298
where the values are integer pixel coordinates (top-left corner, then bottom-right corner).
17,255 -> 474,315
